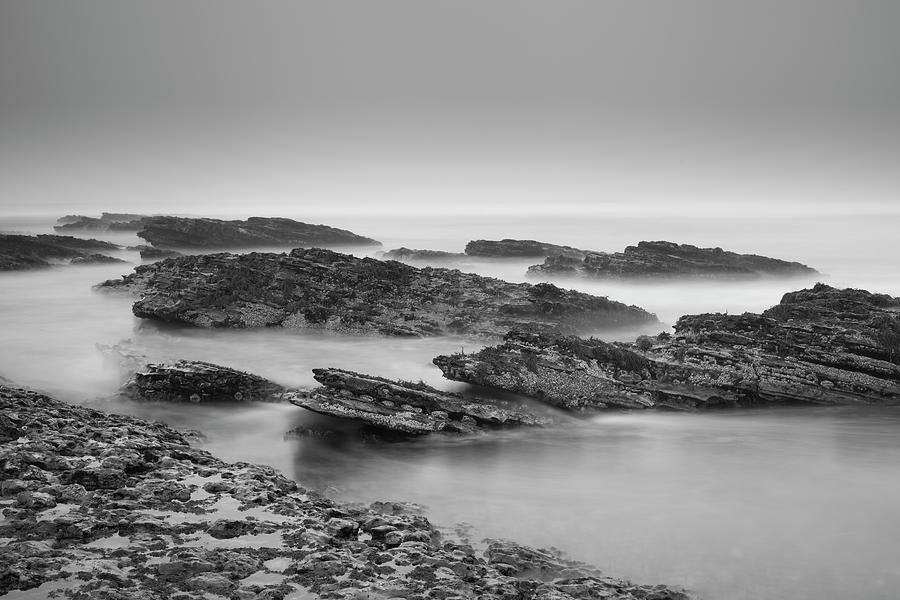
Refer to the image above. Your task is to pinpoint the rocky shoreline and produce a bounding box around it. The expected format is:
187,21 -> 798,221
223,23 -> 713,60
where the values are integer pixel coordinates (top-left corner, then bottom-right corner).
0,234 -> 125,271
0,385 -> 692,600
96,247 -> 657,337
433,284 -> 900,410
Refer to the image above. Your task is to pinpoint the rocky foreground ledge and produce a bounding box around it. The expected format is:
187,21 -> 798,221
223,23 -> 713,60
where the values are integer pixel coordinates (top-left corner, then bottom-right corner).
527,241 -> 818,280
0,386 -> 692,599
97,248 -> 656,337
433,284 -> 900,410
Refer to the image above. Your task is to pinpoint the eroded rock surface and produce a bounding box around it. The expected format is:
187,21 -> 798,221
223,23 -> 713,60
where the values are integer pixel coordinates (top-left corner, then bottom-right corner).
127,245 -> 184,261
288,368 -> 552,434
465,239 -> 586,259
0,234 -> 122,271
528,240 -> 818,280
135,216 -> 381,249
0,385 -> 692,599
121,361 -> 286,403
434,284 -> 900,410
54,213 -> 149,232
380,247 -> 466,261
96,247 -> 656,337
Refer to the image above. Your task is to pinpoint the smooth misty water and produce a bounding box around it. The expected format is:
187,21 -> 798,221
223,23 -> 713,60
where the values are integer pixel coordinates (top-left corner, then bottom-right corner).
2,208 -> 900,599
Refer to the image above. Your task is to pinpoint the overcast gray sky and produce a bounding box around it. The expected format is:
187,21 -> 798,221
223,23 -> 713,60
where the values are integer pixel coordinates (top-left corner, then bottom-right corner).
1,0 -> 899,214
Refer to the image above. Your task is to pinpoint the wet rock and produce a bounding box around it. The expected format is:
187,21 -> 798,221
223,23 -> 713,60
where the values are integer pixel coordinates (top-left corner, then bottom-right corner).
287,368 -> 552,435
96,247 -> 656,337
434,284 -> 900,409
55,212 -> 149,232
135,215 -> 381,249
380,247 -> 466,261
465,239 -> 586,259
120,360 -> 286,403
528,240 -> 819,280
127,244 -> 184,260
70,253 -> 127,265
0,234 -> 121,271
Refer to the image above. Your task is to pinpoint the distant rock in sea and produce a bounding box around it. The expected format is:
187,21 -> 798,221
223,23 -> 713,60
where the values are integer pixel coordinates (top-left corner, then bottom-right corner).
54,212 -> 149,232
0,234 -> 122,271
120,360 -> 286,403
527,240 -> 818,280
379,247 -> 466,261
96,247 -> 656,336
434,284 -> 900,409
287,368 -> 552,435
126,244 -> 184,260
135,216 -> 381,249
0,384 -> 692,599
465,238 -> 586,258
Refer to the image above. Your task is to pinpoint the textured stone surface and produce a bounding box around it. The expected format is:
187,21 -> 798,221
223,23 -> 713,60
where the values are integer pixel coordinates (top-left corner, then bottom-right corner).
135,216 -> 381,249
121,360 -> 287,403
465,239 -> 586,259
434,284 -> 900,410
54,213 -> 148,232
0,385 -> 693,600
96,247 -> 656,337
127,245 -> 184,261
527,240 -> 818,280
0,234 -> 121,271
288,368 -> 552,434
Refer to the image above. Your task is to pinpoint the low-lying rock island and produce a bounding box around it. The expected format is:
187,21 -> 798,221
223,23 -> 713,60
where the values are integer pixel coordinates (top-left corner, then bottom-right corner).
288,368 -> 552,435
0,234 -> 124,271
381,239 -> 586,263
135,216 -> 381,249
0,385 -> 692,600
97,247 -> 657,337
434,284 -> 900,410
121,360 -> 287,403
54,212 -> 149,232
527,240 -> 818,280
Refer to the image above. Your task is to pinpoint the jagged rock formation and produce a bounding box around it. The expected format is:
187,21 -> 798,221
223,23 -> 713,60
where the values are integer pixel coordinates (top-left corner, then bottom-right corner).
54,212 -> 149,232
127,244 -> 184,260
528,240 -> 818,280
121,360 -> 286,403
380,247 -> 466,261
135,216 -> 381,249
434,284 -> 900,410
0,234 -> 122,270
0,385 -> 692,599
465,239 -> 586,258
96,247 -> 656,337
287,368 -> 552,435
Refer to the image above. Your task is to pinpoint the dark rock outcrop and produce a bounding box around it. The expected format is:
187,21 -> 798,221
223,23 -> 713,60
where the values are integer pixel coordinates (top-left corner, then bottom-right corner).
96,247 -> 656,337
288,368 -> 552,435
69,253 -> 127,265
54,212 -> 149,232
127,244 -> 184,260
465,239 -> 586,259
0,234 -> 121,271
434,284 -> 900,410
528,240 -> 818,280
380,247 -> 466,261
0,385 -> 692,599
135,216 -> 381,249
121,360 -> 286,403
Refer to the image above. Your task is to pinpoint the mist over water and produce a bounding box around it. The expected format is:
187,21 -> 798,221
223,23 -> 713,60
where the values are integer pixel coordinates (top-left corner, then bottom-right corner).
2,206 -> 900,599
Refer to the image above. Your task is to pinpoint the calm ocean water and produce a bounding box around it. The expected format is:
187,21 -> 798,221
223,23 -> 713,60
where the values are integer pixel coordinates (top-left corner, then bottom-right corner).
2,207 -> 899,599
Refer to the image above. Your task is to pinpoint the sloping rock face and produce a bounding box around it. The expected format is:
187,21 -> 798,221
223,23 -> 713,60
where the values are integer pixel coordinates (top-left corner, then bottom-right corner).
434,284 -> 900,410
465,239 -> 586,258
96,247 -> 656,337
0,234 -> 121,271
528,240 -> 818,280
381,247 -> 466,261
288,368 -> 552,434
135,216 -> 381,249
0,386 -> 692,600
121,360 -> 286,403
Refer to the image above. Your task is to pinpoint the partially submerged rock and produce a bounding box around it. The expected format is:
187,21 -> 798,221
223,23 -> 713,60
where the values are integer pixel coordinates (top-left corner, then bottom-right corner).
288,368 -> 552,435
434,284 -> 900,410
0,385 -> 692,599
54,212 -> 148,232
69,253 -> 127,265
380,247 -> 466,261
135,215 -> 381,249
127,244 -> 184,260
96,247 -> 656,337
528,240 -> 818,280
120,360 -> 286,403
0,234 -> 121,271
465,239 -> 586,258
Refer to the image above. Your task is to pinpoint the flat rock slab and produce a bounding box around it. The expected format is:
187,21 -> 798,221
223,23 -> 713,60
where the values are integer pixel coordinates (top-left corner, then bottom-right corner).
434,284 -> 900,410
96,247 -> 657,337
288,368 -> 552,435
528,240 -> 818,280
0,385 -> 692,600
135,215 -> 381,249
120,360 -> 286,403
465,239 -> 586,258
